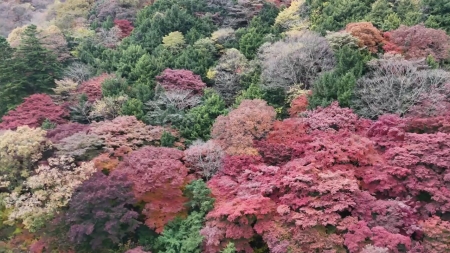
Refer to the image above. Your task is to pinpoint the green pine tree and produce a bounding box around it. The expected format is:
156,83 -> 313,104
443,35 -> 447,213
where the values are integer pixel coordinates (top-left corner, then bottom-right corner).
366,0 -> 394,30
309,46 -> 370,108
179,89 -> 227,141
0,25 -> 62,117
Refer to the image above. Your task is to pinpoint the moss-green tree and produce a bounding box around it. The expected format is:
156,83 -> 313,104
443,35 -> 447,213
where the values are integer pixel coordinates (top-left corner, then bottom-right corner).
0,25 -> 62,117
179,89 -> 227,141
309,46 -> 370,108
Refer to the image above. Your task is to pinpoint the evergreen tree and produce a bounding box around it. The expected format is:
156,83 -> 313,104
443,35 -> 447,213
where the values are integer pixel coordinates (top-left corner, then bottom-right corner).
180,89 -> 227,141
0,37 -> 15,117
121,98 -> 145,120
422,0 -> 450,33
366,0 -> 394,30
0,26 -> 62,117
309,46 -> 370,108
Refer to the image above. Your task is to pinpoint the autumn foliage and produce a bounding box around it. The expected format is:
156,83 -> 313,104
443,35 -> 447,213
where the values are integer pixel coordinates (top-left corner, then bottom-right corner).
211,99 -> 276,155
383,24 -> 450,61
77,73 -> 112,102
0,94 -> 68,130
2,1 -> 450,252
112,146 -> 191,233
201,102 -> 450,252
114,19 -> 134,39
156,69 -> 207,95
345,22 -> 385,53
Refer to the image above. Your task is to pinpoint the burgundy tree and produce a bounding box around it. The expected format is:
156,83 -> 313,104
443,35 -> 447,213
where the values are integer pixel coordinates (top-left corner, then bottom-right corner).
0,94 -> 68,130
383,24 -> 450,61
64,172 -> 140,250
156,69 -> 207,95
114,19 -> 134,39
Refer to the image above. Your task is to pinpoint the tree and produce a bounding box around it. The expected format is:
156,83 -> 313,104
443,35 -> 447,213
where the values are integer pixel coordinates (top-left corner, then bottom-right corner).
39,25 -> 71,62
54,132 -> 104,161
156,69 -> 206,95
63,172 -> 140,251
353,56 -> 450,118
179,89 -> 227,141
112,147 -> 191,233
307,0 -> 375,34
46,122 -> 90,144
422,0 -> 450,33
365,0 -> 394,30
209,48 -> 250,105
64,62 -> 93,84
289,90 -> 311,117
78,73 -> 112,101
54,0 -> 94,31
153,180 -> 215,253
5,157 -> 96,232
345,22 -> 385,53
383,24 -> 450,62
114,19 -> 134,39
0,37 -> 15,117
211,99 -> 276,155
174,38 -> 218,82
325,31 -> 360,51
420,216 -> 450,252
89,0 -> 138,30
0,126 -> 51,190
89,116 -> 180,151
274,0 -> 309,31
127,0 -> 216,51
309,45 -> 370,108
0,25 -> 62,115
145,87 -> 202,127
259,31 -> 335,91
184,140 -> 224,179
162,31 -> 186,50
89,95 -> 129,120
121,98 -> 145,120
0,94 -> 68,130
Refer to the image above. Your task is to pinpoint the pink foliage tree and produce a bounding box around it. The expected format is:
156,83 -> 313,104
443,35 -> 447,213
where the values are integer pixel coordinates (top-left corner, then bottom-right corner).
46,122 -> 90,143
89,116 -> 182,151
156,69 -> 207,95
0,94 -> 68,130
77,73 -> 112,101
383,25 -> 450,61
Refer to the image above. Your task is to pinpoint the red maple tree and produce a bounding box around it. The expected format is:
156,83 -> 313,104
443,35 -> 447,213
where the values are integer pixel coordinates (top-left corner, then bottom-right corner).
0,94 -> 68,130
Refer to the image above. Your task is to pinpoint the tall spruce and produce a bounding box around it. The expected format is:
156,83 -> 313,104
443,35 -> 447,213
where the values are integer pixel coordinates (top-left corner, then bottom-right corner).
0,25 -> 62,117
